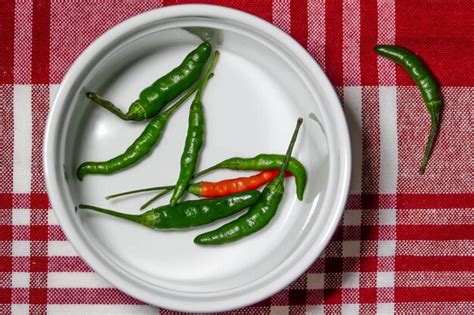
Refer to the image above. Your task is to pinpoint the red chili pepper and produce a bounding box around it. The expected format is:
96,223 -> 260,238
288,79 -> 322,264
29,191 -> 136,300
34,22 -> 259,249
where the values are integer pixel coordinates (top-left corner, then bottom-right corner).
106,170 -> 292,210
191,170 -> 292,197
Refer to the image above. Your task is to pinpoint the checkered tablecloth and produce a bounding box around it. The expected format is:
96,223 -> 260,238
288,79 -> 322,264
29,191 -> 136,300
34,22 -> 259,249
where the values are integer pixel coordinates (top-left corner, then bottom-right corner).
1,0 -> 473,314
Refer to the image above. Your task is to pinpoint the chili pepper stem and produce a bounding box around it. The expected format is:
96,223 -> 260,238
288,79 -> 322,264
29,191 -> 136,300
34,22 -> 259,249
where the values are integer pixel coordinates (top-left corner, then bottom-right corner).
105,185 -> 175,200
140,188 -> 173,210
196,51 -> 220,100
86,92 -> 132,120
419,111 -> 440,174
161,75 -> 213,118
277,118 -> 303,181
192,165 -> 219,179
78,204 -> 140,223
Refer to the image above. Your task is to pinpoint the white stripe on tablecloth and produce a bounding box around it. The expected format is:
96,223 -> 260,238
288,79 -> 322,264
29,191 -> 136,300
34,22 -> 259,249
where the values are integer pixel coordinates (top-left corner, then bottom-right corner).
343,87 -> 362,194
397,208 -> 472,225
395,302 -> 472,313
378,86 -> 398,194
377,0 -> 396,85
307,0 -> 326,69
395,271 -> 472,287
50,84 -> 60,104
396,240 -> 473,256
376,2 -> 396,311
47,272 -> 112,288
48,240 -> 78,256
13,85 -> 32,193
272,0 -> 291,33
342,0 -> 360,85
322,240 -> 473,257
47,304 -> 159,314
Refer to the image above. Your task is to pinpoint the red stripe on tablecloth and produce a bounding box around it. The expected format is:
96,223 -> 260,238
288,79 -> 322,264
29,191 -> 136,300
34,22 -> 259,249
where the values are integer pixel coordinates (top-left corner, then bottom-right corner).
30,1 -> 50,312
162,0 -> 273,22
395,0 -> 473,86
31,1 -> 50,84
346,193 -> 474,209
12,225 -> 66,241
9,192 -> 472,210
395,256 -> 474,272
0,86 -> 14,194
324,0 -> 343,86
0,2 -> 14,305
397,225 -> 473,240
13,1 -> 33,83
7,192 -> 473,210
47,288 -> 144,304
0,0 -> 14,84
397,194 -> 474,209
290,0 -> 308,48
359,0 -> 378,86
395,287 -> 474,303
11,288 -> 145,305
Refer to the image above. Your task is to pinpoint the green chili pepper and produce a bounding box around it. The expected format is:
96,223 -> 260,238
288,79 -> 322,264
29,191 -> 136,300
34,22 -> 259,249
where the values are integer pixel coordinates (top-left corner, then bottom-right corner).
76,53 -> 218,181
194,118 -> 303,245
86,42 -> 212,121
170,51 -> 220,206
78,190 -> 260,230
374,45 -> 442,174
192,154 -> 307,201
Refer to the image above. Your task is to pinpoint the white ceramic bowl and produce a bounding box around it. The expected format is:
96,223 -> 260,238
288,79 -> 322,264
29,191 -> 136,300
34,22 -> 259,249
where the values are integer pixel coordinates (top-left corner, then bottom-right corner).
44,4 -> 350,312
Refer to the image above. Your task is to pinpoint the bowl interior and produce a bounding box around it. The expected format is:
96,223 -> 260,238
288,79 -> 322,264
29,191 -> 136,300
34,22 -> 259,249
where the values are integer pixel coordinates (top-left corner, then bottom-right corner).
49,12 -> 346,307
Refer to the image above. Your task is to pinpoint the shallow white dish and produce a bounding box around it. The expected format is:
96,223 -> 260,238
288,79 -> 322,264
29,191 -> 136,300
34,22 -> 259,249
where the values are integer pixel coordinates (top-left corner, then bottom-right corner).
44,4 -> 351,312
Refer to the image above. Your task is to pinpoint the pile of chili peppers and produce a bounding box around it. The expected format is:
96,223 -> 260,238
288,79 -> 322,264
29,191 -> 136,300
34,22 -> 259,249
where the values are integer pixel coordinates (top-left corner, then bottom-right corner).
78,42 -> 308,245
78,41 -> 442,245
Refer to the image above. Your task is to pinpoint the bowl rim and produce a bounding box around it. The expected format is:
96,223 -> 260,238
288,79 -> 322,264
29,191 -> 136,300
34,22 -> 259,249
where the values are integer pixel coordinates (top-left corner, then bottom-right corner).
44,4 -> 351,312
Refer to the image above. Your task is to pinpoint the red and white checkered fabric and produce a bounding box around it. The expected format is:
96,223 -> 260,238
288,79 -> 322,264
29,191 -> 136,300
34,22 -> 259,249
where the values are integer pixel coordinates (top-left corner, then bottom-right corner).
1,0 -> 473,314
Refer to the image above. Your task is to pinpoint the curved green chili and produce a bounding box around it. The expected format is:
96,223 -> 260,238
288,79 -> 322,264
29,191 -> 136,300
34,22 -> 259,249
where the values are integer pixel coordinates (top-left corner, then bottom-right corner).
374,45 -> 442,174
76,53 -> 218,181
194,118 -> 303,245
79,190 -> 260,230
170,51 -> 220,206
192,154 -> 307,201
87,42 -> 212,121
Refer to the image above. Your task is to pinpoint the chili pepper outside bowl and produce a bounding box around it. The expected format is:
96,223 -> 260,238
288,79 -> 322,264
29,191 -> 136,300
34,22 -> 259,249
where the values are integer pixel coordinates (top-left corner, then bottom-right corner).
44,5 -> 351,312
